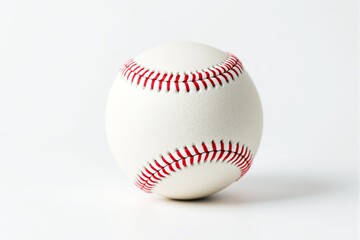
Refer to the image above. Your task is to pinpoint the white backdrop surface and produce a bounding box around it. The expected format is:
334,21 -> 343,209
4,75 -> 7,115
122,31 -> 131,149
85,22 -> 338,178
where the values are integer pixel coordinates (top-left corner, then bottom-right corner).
0,0 -> 358,239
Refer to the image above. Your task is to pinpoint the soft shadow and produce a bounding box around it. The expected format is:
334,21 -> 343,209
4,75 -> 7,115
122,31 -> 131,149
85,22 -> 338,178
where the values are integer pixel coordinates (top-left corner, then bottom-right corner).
156,173 -> 339,205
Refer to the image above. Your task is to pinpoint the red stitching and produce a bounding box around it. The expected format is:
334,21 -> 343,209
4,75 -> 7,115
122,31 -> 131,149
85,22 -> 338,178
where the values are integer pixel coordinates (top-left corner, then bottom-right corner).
135,140 -> 253,193
120,53 -> 244,92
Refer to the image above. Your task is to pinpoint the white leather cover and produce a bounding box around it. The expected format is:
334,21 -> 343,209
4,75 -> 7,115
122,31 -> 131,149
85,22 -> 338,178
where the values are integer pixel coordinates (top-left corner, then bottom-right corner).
106,42 -> 263,199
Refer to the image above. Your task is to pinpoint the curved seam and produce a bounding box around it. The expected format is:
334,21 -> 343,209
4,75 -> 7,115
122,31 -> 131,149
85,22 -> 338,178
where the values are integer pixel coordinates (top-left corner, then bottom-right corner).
134,140 -> 253,193
119,53 -> 244,92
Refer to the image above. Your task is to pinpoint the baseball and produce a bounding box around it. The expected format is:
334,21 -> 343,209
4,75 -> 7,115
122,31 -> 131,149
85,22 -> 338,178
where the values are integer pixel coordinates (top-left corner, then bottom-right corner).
106,42 -> 263,200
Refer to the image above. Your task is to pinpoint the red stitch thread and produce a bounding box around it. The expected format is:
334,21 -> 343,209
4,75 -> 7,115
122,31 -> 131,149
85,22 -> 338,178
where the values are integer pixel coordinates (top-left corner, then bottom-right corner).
120,53 -> 244,92
135,140 -> 254,193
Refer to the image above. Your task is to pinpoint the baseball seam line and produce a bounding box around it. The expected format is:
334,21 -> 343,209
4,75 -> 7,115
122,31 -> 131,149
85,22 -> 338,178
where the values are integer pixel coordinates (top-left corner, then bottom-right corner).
120,53 -> 244,92
134,140 -> 253,193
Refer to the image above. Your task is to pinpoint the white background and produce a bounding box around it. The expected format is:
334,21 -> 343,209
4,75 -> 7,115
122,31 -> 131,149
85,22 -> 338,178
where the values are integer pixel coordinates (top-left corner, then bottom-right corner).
0,0 -> 358,239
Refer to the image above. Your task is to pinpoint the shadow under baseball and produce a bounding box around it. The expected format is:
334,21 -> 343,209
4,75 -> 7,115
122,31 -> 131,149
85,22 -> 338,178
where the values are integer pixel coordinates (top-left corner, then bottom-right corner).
160,173 -> 339,205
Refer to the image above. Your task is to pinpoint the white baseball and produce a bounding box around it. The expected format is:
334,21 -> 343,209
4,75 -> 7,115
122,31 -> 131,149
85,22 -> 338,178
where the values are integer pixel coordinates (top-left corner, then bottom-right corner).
106,42 -> 263,200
